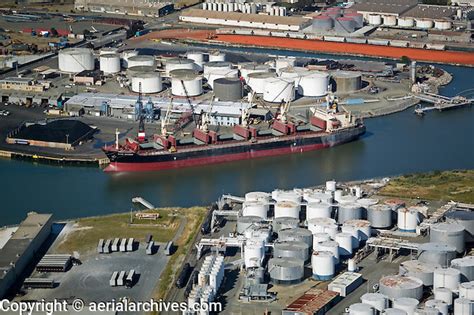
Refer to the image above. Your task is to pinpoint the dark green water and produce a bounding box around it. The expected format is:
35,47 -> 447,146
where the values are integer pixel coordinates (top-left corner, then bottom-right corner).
0,64 -> 473,226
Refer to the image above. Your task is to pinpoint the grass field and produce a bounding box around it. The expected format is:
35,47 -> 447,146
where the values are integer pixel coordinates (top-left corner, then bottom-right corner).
379,170 -> 474,203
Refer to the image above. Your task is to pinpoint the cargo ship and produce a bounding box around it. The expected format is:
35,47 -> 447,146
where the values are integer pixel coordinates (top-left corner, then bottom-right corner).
103,96 -> 365,172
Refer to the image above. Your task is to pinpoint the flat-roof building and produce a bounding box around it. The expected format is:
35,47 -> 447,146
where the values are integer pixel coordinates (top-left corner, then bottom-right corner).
351,0 -> 418,18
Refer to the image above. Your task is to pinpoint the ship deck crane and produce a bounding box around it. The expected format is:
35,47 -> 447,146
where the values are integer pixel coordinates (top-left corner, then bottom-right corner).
179,80 -> 199,126
161,92 -> 173,136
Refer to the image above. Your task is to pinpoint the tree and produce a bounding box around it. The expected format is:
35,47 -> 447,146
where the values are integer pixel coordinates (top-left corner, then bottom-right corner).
400,56 -> 411,65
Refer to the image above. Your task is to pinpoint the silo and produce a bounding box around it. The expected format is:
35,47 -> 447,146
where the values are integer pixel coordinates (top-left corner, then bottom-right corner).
397,17 -> 414,27
244,240 -> 264,268
131,72 -> 162,94
331,71 -> 362,93
445,209 -> 474,243
433,268 -> 461,290
263,78 -> 295,103
459,281 -> 474,300
213,78 -> 244,101
315,240 -> 340,264
165,58 -> 196,76
120,50 -> 139,68
338,203 -> 363,224
415,18 -> 433,29
368,14 -> 382,25
312,15 -> 334,32
208,50 -> 226,62
425,299 -> 448,315
380,276 -> 424,300
397,208 -> 419,232
298,71 -> 330,97
278,228 -> 312,249
237,215 -> 262,234
382,309 -> 407,315
170,69 -> 202,97
434,287 -> 453,306
274,240 -> 310,262
311,251 -> 335,280
361,293 -> 389,312
203,61 -> 232,76
58,48 -> 94,73
450,256 -> 474,281
127,55 -> 156,68
349,303 -> 375,315
418,243 -> 457,267
247,72 -> 277,94
368,204 -> 393,229
392,297 -> 420,314
242,200 -> 268,219
344,220 -> 371,241
313,233 -> 331,247
335,232 -> 353,258
453,298 -> 473,315
399,260 -> 440,286
306,202 -> 332,220
275,57 -> 296,72
99,53 -> 121,74
274,201 -> 299,219
273,217 -> 300,233
345,13 -> 364,28
268,257 -> 304,285
383,15 -> 397,26
430,223 -> 465,254
335,17 -> 355,33
186,51 -> 205,70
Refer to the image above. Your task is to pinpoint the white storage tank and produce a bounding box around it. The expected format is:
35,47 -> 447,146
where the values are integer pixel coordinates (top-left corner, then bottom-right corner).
241,63 -> 272,82
58,48 -> 94,73
434,287 -> 453,306
418,243 -> 457,268
397,17 -> 414,27
341,225 -> 360,249
263,77 -> 295,103
368,14 -> 382,25
451,256 -> 474,281
312,251 -> 335,280
237,216 -> 262,234
99,47 -> 118,55
100,53 -> 121,74
272,190 -> 302,203
274,201 -> 299,219
399,260 -> 440,286
307,217 -> 337,236
433,267 -> 461,290
397,208 -> 419,232
459,281 -> 474,300
127,55 -> 156,68
298,71 -> 329,97
275,57 -> 296,71
245,191 -> 271,203
278,66 -> 309,87
424,299 -> 448,315
165,58 -> 196,76
445,209 -> 474,243
382,309 -> 408,315
367,204 -> 393,229
186,51 -> 205,70
131,72 -> 162,94
205,68 -> 238,89
344,220 -> 371,241
244,240 -> 264,268
383,15 -> 397,26
380,276 -> 424,300
313,232 -> 331,246
203,61 -> 232,76
208,50 -> 226,62
242,200 -> 268,219
326,180 -> 337,192
361,293 -> 389,312
272,217 -> 300,233
247,72 -> 277,94
314,240 -> 340,264
453,298 -> 473,315
430,222 -> 465,254
415,18 -> 434,29
349,303 -> 375,315
434,20 -> 452,30
170,69 -> 202,97
392,297 -> 420,315
306,202 -> 332,220
335,232 -> 353,258
121,50 -> 139,68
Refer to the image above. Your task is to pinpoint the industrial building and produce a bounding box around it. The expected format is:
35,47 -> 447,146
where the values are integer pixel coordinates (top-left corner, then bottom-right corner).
74,0 -> 174,17
0,213 -> 53,299
0,77 -> 47,92
351,0 -> 419,19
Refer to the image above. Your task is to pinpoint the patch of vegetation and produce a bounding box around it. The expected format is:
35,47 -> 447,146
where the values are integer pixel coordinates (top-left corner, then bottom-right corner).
379,170 -> 474,203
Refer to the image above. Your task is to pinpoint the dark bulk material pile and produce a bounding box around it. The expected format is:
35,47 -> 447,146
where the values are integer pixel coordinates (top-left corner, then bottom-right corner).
15,120 -> 95,144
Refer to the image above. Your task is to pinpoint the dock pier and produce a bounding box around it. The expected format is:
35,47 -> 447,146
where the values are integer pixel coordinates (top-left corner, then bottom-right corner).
413,92 -> 473,115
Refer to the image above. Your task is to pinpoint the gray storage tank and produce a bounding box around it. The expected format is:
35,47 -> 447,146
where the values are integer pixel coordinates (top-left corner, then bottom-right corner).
268,257 -> 304,285
312,15 -> 334,32
399,259 -> 440,286
278,227 -> 313,249
272,216 -> 300,233
367,204 -> 393,229
450,256 -> 474,281
445,209 -> 474,243
379,275 -> 424,300
237,215 -> 263,234
273,240 -> 310,262
337,203 -> 363,224
334,17 -> 355,33
214,78 -> 244,101
331,71 -> 362,93
430,222 -> 465,254
417,243 -> 457,267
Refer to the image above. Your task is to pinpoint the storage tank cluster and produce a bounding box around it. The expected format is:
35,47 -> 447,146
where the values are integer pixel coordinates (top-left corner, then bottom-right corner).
365,14 -> 452,30
312,9 -> 364,34
202,1 -> 260,15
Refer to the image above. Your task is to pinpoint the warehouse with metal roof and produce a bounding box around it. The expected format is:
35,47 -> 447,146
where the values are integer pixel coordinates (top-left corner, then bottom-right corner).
350,0 -> 418,18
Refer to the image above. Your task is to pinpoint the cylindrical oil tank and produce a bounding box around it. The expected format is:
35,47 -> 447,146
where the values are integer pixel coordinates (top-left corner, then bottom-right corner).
344,220 -> 371,241
237,216 -> 262,234
127,65 -> 155,77
268,257 -> 304,285
434,20 -> 452,30
451,256 -> 474,281
418,243 -> 457,268
315,240 -> 340,264
398,17 -> 415,27
99,53 -> 120,74
242,200 -> 268,219
131,72 -> 162,94
459,281 -> 474,300
399,260 -> 440,286
384,199 -> 406,211
247,72 -> 277,94
245,191 -> 271,203
186,51 -> 205,69
335,232 -> 353,258
397,208 -> 419,232
274,201 -> 299,219
304,191 -> 334,204
331,71 -> 362,93
213,78 -> 244,101
341,225 -> 360,249
392,297 -> 420,315
263,77 -> 295,103
383,308 -> 408,315
312,15 -> 334,32
425,299 -> 448,315
244,240 -> 264,268
433,267 -> 461,290
434,287 -> 452,306
345,13 -> 364,28
272,190 -> 301,203
273,217 -> 300,233
415,309 -> 440,315
368,14 -> 382,25
241,63 -> 272,82
121,50 -> 139,68
338,204 -> 363,224
58,48 -> 94,73
380,276 -> 424,300
383,15 -> 397,26
100,47 -> 118,55
205,69 -> 238,89
335,17 -> 355,33
275,57 -> 296,71
312,251 -> 335,280
170,69 -> 202,97
313,233 -> 331,246
445,209 -> 474,243
203,61 -> 232,76
349,303 -> 375,315
416,18 -> 434,29
208,50 -> 226,62
165,58 -> 196,76
274,240 -> 310,262
361,293 -> 389,312
453,298 -> 473,315
306,202 -> 332,220
298,71 -> 329,97
430,223 -> 465,254
307,217 -> 337,235
127,55 -> 156,69
278,227 -> 313,249
326,180 -> 337,192
367,204 -> 393,229
358,198 -> 379,208
279,66 -> 309,88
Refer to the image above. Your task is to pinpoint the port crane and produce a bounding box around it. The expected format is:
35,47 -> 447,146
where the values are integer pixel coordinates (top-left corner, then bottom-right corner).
160,92 -> 173,136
